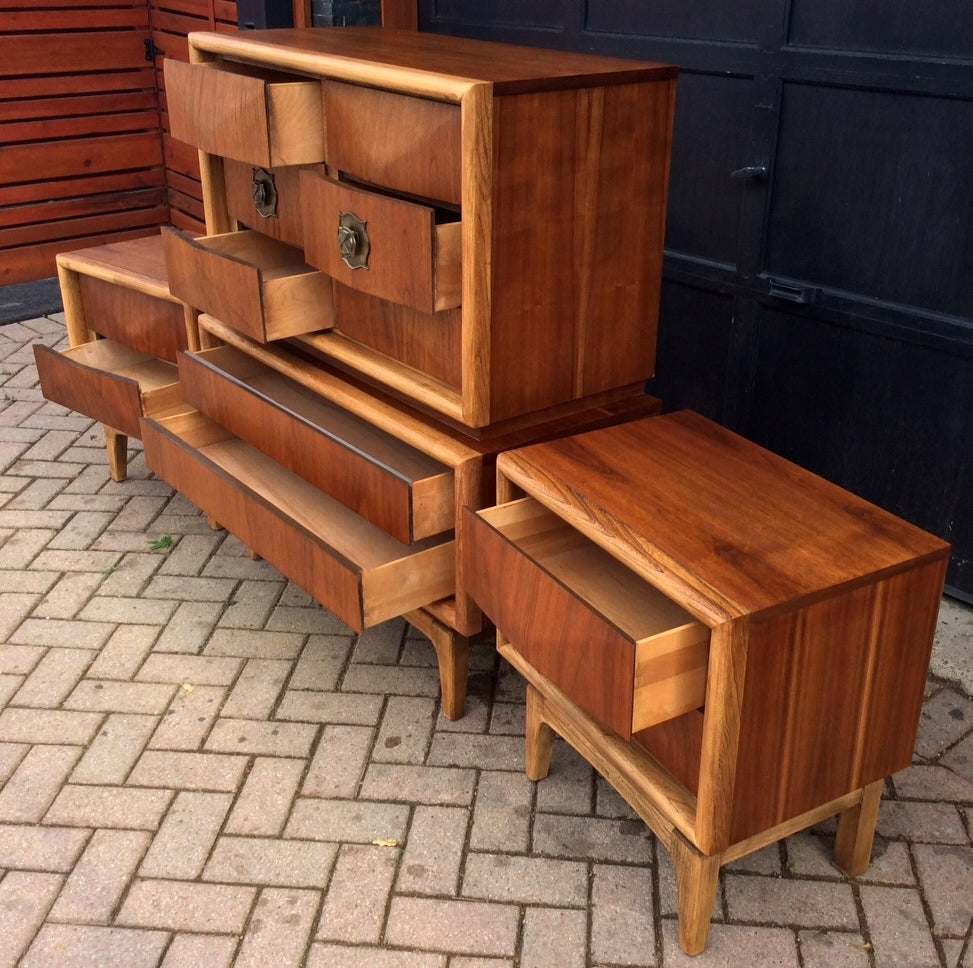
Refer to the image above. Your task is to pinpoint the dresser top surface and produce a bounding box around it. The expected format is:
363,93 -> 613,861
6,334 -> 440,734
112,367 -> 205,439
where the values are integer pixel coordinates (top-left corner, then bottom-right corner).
187,27 -> 676,95
496,411 -> 950,622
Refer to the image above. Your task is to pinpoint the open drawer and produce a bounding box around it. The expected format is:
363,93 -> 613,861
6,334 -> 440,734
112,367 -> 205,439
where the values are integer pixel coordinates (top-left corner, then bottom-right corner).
142,410 -> 455,632
301,172 -> 461,314
179,345 -> 455,543
33,340 -> 181,440
164,58 -> 325,168
463,497 -> 710,741
162,228 -> 333,343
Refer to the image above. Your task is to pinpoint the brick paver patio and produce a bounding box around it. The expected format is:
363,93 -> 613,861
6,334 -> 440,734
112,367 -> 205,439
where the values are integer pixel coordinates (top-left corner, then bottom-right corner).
1,314 -> 971,967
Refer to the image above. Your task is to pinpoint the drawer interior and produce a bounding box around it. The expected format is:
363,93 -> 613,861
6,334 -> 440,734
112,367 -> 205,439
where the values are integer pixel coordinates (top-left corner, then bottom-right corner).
480,498 -> 701,646
62,339 -> 179,392
182,345 -> 455,542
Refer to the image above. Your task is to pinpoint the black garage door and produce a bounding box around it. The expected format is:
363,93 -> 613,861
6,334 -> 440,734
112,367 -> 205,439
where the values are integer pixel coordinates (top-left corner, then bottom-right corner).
419,0 -> 973,600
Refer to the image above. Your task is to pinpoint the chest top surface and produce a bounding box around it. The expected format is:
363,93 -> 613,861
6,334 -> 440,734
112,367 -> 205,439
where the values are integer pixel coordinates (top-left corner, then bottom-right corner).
186,26 -> 676,96
496,411 -> 950,623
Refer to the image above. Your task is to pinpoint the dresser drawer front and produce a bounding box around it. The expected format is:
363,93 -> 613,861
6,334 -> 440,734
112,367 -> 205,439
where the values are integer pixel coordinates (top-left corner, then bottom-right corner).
162,228 -> 334,343
78,275 -> 187,363
180,346 -> 455,543
224,160 -> 326,249
301,174 -> 461,315
165,58 -> 325,167
34,341 -> 180,440
322,81 -> 461,206
464,498 -> 709,741
143,411 -> 456,632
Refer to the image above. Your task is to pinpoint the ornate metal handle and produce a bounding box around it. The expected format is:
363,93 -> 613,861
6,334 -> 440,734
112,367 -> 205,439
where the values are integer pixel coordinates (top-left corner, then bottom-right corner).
251,168 -> 278,218
337,212 -> 369,270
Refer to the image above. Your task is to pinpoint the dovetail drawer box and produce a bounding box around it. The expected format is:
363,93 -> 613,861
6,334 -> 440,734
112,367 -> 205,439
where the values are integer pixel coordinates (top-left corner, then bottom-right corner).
463,411 -> 949,956
33,235 -> 192,482
166,27 -> 677,432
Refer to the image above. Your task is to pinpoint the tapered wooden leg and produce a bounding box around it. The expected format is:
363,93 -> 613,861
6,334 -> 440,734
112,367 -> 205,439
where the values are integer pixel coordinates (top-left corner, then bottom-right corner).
404,609 -> 470,721
525,685 -> 556,781
834,779 -> 883,877
207,516 -> 221,531
670,832 -> 721,956
104,426 -> 128,482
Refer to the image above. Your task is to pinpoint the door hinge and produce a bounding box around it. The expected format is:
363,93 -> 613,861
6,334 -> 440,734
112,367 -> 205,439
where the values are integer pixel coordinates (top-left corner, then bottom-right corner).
144,38 -> 166,62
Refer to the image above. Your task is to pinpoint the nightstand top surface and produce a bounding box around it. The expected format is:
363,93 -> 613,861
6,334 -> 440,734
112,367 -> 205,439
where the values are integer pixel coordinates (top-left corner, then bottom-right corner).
496,411 -> 950,623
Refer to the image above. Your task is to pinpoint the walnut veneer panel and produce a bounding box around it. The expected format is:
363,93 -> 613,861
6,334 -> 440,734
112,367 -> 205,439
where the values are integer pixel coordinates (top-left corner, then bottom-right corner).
164,58 -> 325,167
323,81 -> 462,206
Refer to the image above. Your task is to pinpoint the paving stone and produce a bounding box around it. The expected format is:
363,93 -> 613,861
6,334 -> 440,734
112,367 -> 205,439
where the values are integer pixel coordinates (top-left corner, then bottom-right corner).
0,871 -> 62,968
657,844 -> 723,922
44,784 -> 173,830
152,600 -> 226,654
128,749 -> 248,792
860,885 -> 940,968
892,763 -> 973,802
204,627 -> 307,659
110,494 -> 169,533
234,887 -> 320,968
0,741 -> 28,783
204,835 -> 339,888
360,763 -> 478,806
0,569 -> 56,595
71,713 -> 158,785
397,805 -> 468,895
385,896 -> 520,957
276,688 -> 384,726
941,730 -> 973,785
913,843 -> 973,935
267,603 -> 350,635
660,920 -> 800,967
48,829 -> 151,924
0,592 -> 35,642
156,532 -> 222,578
97,551 -> 163,598
470,770 -> 533,853
31,570 -> 103,619
206,717 -> 318,757
30,547 -> 119,574
914,687 -> 973,758
78,595 -> 177,626
591,863 -> 656,967
117,879 -> 257,933
486,700 -> 525,737
532,813 -> 654,865
137,652 -> 242,686
225,757 -> 305,836
140,791 -> 233,879
341,662 -> 442,699
0,673 -> 22,710
0,706 -> 103,745
877,800 -> 968,844
307,944 -> 447,968
725,873 -> 858,929
160,933 -> 238,968
220,658 -> 291,719
353,620 -> 406,663
520,906 -> 587,968
41,510 -> 113,548
0,528 -> 56,569
85,624 -> 159,680
0,644 -> 45,679
285,797 -> 410,844
143,573 -> 237,602
9,616 -> 112,651
0,743 -> 82,822
64,678 -> 176,714
463,852 -> 587,906
216,578 -> 284,630
533,741 -> 596,816
797,929 -> 873,968
303,724 -> 375,798
316,843 -> 398,943
374,695 -> 437,764
147,684 -> 226,751
0,822 -> 89,872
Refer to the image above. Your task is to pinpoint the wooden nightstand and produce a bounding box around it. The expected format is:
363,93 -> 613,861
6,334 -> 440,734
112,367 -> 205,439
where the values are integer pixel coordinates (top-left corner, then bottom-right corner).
463,411 -> 950,955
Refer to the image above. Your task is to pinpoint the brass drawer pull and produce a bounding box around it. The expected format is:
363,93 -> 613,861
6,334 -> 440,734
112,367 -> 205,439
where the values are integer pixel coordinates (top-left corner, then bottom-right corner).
251,168 -> 278,218
337,211 -> 369,269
